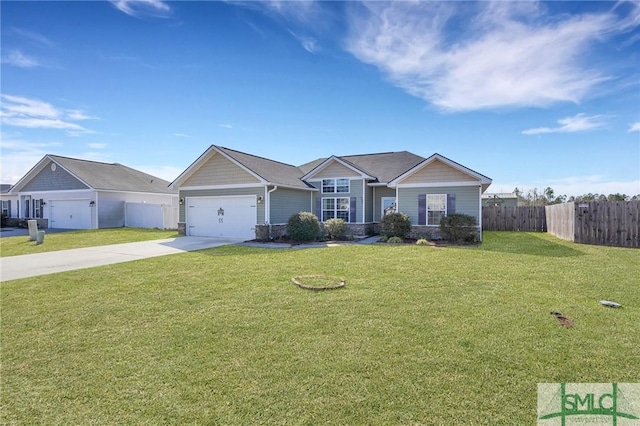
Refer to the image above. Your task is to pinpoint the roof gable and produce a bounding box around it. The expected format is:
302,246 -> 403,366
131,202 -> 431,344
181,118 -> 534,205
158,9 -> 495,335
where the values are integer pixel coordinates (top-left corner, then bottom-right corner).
11,155 -> 176,194
22,159 -> 90,191
182,152 -> 261,187
389,154 -> 492,190
400,158 -> 474,184
171,145 -> 313,190
301,156 -> 373,181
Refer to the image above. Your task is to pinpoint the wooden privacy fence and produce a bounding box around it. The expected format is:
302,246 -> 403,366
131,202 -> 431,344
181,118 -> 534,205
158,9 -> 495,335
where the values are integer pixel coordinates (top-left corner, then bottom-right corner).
546,201 -> 639,248
482,206 -> 547,232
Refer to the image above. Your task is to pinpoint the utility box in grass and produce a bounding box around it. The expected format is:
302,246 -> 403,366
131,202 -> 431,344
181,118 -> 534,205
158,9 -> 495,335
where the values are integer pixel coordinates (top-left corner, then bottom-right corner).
36,230 -> 45,245
28,220 -> 38,241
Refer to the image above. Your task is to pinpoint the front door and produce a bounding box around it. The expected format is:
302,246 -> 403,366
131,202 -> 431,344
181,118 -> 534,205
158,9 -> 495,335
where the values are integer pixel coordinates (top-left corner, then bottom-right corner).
382,197 -> 396,218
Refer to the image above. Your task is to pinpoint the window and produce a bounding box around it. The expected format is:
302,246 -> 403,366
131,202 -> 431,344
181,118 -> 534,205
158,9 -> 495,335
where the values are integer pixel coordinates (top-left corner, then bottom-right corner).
322,197 -> 349,222
1,201 -> 9,217
33,199 -> 43,219
336,179 -> 349,193
382,197 -> 396,216
427,194 -> 446,225
321,178 -> 349,193
322,179 -> 334,193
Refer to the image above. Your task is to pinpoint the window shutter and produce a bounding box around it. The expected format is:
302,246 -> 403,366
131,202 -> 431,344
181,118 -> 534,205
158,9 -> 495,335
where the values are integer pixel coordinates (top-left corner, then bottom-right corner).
447,193 -> 456,214
315,197 -> 322,221
418,194 -> 426,225
40,199 -> 44,218
350,197 -> 357,223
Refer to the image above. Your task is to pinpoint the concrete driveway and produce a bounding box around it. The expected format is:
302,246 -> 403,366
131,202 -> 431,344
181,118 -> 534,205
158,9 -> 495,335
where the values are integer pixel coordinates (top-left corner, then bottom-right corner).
0,237 -> 244,282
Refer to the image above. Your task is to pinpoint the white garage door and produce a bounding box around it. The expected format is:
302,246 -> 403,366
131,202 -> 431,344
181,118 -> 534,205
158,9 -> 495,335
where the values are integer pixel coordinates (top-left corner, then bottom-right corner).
186,196 -> 256,239
50,200 -> 92,229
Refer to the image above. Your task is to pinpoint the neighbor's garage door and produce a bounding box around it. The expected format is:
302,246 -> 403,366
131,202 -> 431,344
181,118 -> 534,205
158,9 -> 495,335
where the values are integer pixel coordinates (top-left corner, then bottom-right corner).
186,196 -> 256,239
50,200 -> 92,229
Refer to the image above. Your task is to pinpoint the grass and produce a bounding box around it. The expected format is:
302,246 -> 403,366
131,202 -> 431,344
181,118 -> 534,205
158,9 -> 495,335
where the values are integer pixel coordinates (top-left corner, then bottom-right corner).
0,228 -> 179,257
1,232 -> 638,424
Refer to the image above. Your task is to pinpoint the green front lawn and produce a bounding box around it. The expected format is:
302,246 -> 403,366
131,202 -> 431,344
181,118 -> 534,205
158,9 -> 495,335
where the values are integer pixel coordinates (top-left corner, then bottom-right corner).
2,232 -> 638,424
0,228 -> 179,257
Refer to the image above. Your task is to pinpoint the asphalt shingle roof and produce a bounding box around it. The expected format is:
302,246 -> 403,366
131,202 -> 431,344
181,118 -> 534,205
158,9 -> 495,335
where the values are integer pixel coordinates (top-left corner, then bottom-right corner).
216,146 -> 313,189
50,155 -> 176,194
299,151 -> 426,183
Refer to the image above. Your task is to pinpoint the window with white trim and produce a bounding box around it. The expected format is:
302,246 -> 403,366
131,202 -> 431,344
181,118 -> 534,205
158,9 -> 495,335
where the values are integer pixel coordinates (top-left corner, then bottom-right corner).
427,194 -> 446,225
322,197 -> 349,222
321,178 -> 349,193
1,201 -> 9,217
33,199 -> 43,219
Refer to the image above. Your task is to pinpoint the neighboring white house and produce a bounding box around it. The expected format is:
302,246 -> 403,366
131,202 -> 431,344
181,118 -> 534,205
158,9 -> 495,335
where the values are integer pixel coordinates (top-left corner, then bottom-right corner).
9,155 -> 178,230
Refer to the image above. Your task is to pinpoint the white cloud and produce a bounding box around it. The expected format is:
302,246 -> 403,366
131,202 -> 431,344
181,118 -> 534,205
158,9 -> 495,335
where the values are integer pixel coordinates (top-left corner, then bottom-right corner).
257,0 -> 323,24
87,143 -> 108,149
173,132 -> 190,138
231,1 -> 327,52
345,1 -> 635,111
522,114 -> 607,135
1,94 -> 96,136
1,50 -> 40,68
1,117 -> 88,132
1,94 -> 58,118
10,28 -> 55,47
288,30 -> 319,53
67,109 -> 98,121
218,124 -> 233,129
629,122 -> 640,133
110,0 -> 171,19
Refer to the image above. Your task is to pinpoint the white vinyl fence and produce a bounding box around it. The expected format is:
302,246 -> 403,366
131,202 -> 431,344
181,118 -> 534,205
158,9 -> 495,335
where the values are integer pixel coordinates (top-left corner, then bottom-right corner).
124,202 -> 178,230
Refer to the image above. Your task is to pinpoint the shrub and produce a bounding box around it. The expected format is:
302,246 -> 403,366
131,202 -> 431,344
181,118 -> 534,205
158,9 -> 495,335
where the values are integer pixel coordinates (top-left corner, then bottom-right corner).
286,212 -> 321,242
381,212 -> 412,239
387,236 -> 404,244
378,235 -> 388,243
324,218 -> 347,240
416,238 -> 429,246
439,213 -> 478,243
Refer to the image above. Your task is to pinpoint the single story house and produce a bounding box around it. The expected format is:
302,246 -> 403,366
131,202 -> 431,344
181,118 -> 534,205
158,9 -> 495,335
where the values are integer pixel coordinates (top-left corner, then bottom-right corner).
170,145 -> 492,240
9,155 -> 179,230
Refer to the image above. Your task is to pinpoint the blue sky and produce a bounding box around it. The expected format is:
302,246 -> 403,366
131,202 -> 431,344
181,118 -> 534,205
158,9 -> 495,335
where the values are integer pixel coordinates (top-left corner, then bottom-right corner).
1,0 -> 639,197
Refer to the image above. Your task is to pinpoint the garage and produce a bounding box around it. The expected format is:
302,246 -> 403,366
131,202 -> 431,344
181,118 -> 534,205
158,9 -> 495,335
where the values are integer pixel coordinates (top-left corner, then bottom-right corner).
186,195 -> 256,239
50,199 -> 92,229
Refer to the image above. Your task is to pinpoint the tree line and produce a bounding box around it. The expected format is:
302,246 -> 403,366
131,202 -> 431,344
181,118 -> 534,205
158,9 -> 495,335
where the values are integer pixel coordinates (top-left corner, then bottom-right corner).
512,187 -> 640,206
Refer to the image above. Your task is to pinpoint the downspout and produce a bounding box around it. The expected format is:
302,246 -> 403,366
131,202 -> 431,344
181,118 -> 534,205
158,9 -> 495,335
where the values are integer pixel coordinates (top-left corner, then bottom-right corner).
91,193 -> 97,229
373,186 -> 376,221
362,179 -> 365,223
267,185 -> 278,239
478,186 -> 482,242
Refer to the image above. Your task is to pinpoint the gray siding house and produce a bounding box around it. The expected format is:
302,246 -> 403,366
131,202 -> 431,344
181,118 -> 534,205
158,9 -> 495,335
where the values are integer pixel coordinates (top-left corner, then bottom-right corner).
171,145 -> 492,240
9,155 -> 178,230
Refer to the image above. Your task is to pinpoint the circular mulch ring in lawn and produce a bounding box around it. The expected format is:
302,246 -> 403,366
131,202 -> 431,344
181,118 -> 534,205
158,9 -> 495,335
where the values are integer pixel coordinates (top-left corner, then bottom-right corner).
292,275 -> 345,291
